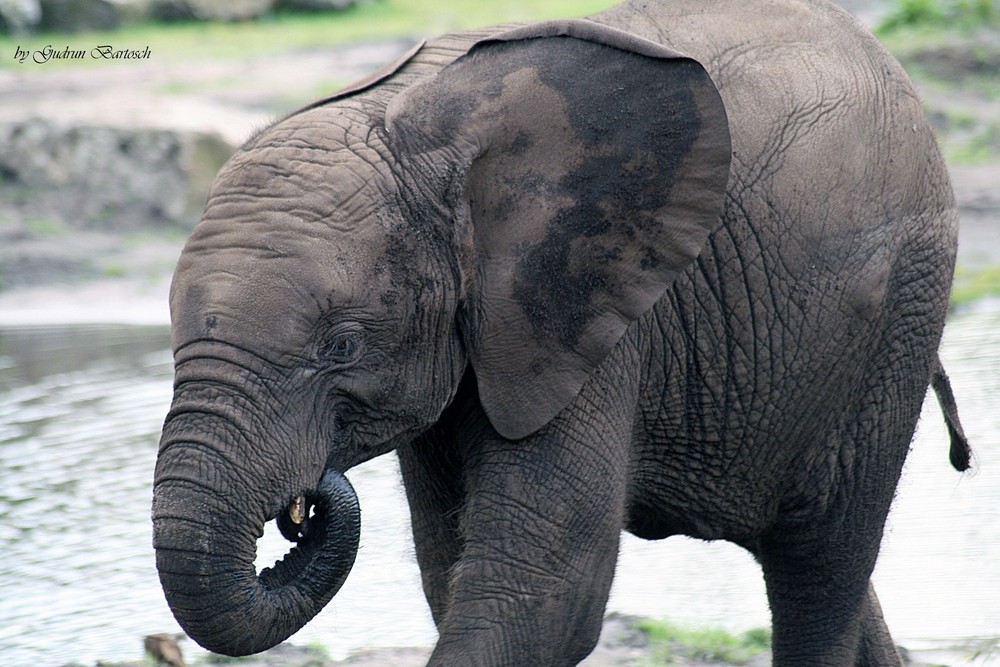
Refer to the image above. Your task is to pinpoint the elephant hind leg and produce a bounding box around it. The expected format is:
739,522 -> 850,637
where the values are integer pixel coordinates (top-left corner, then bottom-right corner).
758,255 -> 946,664
755,400 -> 914,667
757,380 -> 922,664
756,524 -> 904,667
857,583 -> 904,667
756,384 -> 915,663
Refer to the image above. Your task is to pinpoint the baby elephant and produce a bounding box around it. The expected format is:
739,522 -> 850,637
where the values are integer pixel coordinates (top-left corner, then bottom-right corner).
152,0 -> 971,664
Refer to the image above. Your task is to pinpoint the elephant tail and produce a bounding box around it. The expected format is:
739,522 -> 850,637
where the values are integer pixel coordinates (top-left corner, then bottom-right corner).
931,356 -> 972,472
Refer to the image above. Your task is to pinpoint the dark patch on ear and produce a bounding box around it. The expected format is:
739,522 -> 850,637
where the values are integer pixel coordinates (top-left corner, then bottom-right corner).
510,49 -> 702,349
507,131 -> 533,156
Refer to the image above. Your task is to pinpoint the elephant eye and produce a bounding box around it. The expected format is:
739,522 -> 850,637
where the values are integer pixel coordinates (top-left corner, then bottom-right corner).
318,330 -> 365,367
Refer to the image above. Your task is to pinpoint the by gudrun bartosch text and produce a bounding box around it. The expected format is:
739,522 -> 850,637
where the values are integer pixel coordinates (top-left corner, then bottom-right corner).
13,45 -> 152,64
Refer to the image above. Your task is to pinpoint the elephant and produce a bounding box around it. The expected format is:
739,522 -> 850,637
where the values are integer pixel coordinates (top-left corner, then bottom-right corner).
151,0 -> 973,664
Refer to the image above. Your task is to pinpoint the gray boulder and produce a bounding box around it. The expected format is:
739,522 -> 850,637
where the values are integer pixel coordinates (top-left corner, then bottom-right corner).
278,0 -> 358,10
151,0 -> 274,21
0,0 -> 41,33
38,0 -> 150,33
0,118 -> 233,233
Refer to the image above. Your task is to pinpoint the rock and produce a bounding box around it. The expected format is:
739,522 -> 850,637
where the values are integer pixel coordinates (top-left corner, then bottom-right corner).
150,0 -> 274,21
0,0 -> 41,34
338,647 -> 430,666
197,643 -> 339,666
38,0 -> 150,33
143,633 -> 186,667
0,118 -> 233,234
25,0 -> 274,32
278,0 -> 358,11
583,612 -> 654,665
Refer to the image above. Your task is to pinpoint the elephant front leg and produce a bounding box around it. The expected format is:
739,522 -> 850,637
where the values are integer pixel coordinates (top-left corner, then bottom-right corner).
397,425 -> 467,625
428,421 -> 631,667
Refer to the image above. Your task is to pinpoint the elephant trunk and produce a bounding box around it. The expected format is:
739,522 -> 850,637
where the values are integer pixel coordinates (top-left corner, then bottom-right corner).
152,436 -> 360,656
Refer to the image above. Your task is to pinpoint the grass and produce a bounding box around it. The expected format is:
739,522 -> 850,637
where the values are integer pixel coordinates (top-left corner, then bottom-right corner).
875,0 -> 1000,88
197,640 -> 331,664
23,217 -> 70,238
946,121 -> 1000,164
876,6 -> 1000,85
877,0 -> 1000,35
881,34 -> 1000,95
101,263 -> 128,278
0,0 -> 619,68
967,635 -> 1000,661
952,264 -> 1000,307
189,618 -> 770,665
635,617 -> 772,665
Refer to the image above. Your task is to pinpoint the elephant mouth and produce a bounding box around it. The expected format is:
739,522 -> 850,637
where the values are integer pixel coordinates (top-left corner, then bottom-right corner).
254,468 -> 361,604
276,491 -> 319,543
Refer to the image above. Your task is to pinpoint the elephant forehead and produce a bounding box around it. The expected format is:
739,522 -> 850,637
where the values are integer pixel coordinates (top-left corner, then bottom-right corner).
210,152 -> 393,226
172,135 -> 407,350
171,220 -> 390,350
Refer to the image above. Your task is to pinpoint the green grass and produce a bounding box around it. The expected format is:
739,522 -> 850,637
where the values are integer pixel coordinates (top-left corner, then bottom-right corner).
197,640 -> 331,664
952,264 -> 1000,306
873,3 -> 1000,166
967,636 -> 1000,661
101,263 -> 128,278
23,217 -> 70,238
0,0 -> 618,68
303,640 -> 333,660
877,0 -> 1000,35
875,0 -> 1000,93
882,38 -> 1000,96
937,108 -> 980,130
946,121 -> 1000,164
635,617 -> 772,665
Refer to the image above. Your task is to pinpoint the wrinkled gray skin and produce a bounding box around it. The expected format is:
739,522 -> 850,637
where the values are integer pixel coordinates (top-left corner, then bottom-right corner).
152,0 -> 972,664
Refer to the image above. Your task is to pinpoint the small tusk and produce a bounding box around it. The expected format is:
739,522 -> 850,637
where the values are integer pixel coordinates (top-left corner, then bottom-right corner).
289,496 -> 306,525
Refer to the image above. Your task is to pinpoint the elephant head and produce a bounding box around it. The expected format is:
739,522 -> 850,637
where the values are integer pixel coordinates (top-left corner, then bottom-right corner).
152,20 -> 731,656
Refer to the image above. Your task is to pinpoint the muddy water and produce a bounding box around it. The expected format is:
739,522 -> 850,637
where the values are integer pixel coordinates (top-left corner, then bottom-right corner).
0,305 -> 997,666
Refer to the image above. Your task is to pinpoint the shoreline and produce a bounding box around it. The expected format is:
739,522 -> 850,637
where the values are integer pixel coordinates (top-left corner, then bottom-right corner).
0,273 -> 174,327
74,613 -> 999,667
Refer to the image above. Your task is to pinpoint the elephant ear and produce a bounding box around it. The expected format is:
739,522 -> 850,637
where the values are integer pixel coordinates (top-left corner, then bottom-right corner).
385,20 -> 732,440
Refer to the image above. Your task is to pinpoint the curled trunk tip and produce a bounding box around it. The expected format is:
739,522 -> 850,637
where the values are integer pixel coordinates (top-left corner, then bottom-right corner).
153,467 -> 361,656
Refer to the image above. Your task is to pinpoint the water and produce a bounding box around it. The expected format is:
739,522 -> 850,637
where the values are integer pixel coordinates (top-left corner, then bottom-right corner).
0,306 -> 997,666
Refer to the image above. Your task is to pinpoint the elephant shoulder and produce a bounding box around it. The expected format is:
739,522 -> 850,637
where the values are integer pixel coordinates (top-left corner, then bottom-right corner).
589,0 -> 912,122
